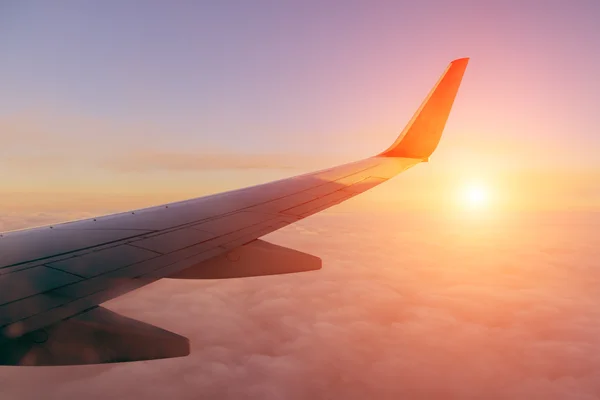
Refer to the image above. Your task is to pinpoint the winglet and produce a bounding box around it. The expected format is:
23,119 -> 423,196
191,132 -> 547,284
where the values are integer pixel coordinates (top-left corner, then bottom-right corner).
379,57 -> 469,160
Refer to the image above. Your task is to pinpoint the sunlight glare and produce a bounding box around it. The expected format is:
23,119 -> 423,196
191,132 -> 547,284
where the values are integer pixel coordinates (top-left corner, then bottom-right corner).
462,184 -> 490,209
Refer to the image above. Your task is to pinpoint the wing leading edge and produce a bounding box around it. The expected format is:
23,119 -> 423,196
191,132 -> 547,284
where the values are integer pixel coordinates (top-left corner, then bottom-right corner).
0,58 -> 469,365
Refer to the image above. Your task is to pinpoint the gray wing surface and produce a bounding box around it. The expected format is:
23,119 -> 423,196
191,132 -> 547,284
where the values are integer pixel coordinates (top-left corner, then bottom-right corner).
0,58 -> 469,365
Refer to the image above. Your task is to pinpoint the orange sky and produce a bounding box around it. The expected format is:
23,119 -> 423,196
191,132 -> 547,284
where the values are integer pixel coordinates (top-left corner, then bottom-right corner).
1,2 -> 599,222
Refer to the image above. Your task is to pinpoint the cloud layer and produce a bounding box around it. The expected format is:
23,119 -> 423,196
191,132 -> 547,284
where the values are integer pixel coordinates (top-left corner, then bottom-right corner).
1,211 -> 599,399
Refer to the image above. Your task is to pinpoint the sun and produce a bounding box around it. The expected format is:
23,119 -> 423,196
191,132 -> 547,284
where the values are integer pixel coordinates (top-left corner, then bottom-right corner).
461,184 -> 490,209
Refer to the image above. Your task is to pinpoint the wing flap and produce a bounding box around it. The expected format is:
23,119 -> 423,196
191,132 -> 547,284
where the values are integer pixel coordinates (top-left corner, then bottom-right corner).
169,239 -> 322,279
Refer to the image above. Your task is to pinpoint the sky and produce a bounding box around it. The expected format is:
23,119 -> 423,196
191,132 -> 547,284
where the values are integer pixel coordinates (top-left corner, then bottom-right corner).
1,0 -> 600,217
2,3 -> 600,399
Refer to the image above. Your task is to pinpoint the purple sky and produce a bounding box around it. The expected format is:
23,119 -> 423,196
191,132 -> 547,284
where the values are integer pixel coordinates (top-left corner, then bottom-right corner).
1,1 -> 600,211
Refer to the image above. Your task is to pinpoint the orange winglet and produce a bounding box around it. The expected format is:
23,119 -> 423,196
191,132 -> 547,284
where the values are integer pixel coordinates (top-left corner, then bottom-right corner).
379,58 -> 469,160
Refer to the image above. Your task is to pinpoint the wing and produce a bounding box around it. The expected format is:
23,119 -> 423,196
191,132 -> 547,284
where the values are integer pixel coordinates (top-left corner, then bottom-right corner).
0,58 -> 469,366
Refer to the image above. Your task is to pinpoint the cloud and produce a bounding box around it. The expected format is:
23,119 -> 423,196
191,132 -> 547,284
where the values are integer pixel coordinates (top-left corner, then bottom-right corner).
0,112 -> 327,179
1,211 -> 600,399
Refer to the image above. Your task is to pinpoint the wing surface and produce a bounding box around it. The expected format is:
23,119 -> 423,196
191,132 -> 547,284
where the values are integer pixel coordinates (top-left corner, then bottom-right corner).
0,58 -> 468,365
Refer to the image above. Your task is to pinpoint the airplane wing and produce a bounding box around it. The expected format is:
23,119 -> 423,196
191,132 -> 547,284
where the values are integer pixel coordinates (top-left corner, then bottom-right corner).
0,58 -> 469,366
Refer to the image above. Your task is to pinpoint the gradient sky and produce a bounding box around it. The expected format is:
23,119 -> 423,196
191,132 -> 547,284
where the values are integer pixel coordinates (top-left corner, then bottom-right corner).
1,0 -> 600,217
